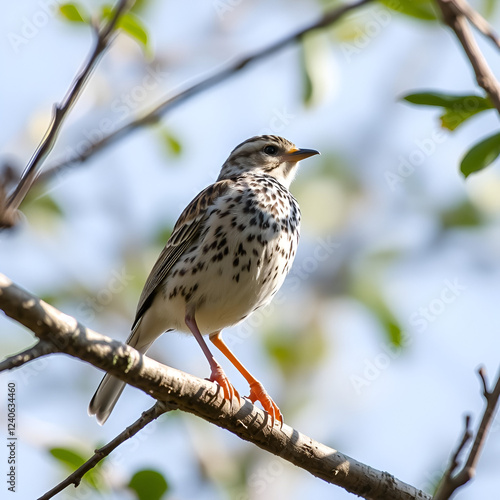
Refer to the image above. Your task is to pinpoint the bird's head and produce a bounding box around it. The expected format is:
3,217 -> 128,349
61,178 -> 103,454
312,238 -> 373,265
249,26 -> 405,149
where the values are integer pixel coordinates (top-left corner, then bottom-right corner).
218,135 -> 319,188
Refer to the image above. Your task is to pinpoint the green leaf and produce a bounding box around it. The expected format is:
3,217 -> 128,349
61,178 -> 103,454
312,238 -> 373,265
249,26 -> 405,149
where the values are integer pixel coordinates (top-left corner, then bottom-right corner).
403,91 -> 491,109
23,189 -> 64,223
352,278 -> 404,348
59,3 -> 87,23
131,0 -> 152,13
101,6 -> 151,54
403,92 -> 493,130
159,129 -> 182,157
128,469 -> 169,500
300,43 -> 314,107
461,132 -> 500,178
50,447 -> 86,469
49,447 -> 104,489
439,107 -> 489,131
440,201 -> 483,228
119,13 -> 149,50
299,33 -> 329,107
379,0 -> 437,21
33,194 -> 64,217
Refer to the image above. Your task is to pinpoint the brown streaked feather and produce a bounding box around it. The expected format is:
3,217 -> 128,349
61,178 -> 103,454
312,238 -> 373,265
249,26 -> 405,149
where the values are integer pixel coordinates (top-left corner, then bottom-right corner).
131,179 -> 232,329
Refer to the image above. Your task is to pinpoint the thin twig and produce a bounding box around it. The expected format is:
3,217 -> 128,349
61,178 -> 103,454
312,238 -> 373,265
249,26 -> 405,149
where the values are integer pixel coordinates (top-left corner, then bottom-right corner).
434,366 -> 500,500
434,415 -> 472,498
36,0 -> 375,186
0,272 -> 431,500
453,0 -> 500,49
437,0 -> 500,113
0,0 -> 135,229
0,341 -> 55,372
38,401 -> 175,500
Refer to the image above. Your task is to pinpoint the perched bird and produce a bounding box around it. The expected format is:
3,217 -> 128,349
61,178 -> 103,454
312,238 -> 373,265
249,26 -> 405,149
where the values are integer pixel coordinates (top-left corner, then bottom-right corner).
89,135 -> 319,425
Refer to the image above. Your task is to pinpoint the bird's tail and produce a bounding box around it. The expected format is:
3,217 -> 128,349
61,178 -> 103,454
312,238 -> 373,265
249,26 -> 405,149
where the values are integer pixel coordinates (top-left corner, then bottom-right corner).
88,321 -> 154,425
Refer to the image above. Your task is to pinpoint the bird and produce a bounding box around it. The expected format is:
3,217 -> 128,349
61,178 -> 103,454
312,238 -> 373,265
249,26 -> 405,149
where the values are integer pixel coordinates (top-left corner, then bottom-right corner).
89,135 -> 319,426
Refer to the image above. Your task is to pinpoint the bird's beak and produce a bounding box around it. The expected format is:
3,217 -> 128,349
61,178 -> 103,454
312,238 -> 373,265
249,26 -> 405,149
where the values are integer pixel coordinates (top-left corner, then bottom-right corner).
282,147 -> 320,162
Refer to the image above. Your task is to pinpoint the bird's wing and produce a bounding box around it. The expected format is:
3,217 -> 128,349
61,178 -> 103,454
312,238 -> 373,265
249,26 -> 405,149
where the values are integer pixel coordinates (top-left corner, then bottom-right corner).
131,179 -> 232,329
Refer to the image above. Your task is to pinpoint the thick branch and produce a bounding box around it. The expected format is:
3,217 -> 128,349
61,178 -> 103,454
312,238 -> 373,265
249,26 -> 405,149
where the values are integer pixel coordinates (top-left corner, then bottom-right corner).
0,272 -> 430,500
0,0 -> 135,229
434,367 -> 500,500
39,401 -> 175,500
436,0 -> 500,113
36,0 -> 375,185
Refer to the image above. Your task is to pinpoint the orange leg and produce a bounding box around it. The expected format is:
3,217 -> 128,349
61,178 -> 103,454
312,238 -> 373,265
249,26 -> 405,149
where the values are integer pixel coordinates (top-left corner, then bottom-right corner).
210,332 -> 283,426
185,315 -> 238,403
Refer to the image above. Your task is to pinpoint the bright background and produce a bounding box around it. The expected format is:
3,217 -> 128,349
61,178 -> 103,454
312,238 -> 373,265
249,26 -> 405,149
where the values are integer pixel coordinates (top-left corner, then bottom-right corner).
1,0 -> 500,499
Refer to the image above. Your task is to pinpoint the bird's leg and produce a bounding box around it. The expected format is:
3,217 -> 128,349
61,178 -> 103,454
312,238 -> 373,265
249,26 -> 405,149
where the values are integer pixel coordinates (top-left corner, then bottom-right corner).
184,316 -> 238,402
210,332 -> 283,426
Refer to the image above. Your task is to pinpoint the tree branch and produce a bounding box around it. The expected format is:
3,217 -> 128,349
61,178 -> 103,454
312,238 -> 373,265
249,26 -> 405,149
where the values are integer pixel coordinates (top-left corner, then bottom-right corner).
452,0 -> 500,49
434,367 -> 500,500
436,0 -> 500,113
38,401 -> 176,500
35,0 -> 375,187
0,272 -> 431,500
0,0 -> 135,229
0,340 -> 55,372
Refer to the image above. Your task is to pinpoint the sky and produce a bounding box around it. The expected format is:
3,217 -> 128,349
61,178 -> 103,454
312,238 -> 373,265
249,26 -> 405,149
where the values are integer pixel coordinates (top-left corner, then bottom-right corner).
1,0 -> 500,499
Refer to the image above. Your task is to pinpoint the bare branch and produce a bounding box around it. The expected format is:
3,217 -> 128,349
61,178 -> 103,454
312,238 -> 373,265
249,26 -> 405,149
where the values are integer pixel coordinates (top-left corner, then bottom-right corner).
436,0 -> 500,113
452,0 -> 500,49
0,0 -> 135,229
38,401 -> 175,500
433,367 -> 500,500
0,341 -> 55,372
36,0 -> 376,186
0,272 -> 431,500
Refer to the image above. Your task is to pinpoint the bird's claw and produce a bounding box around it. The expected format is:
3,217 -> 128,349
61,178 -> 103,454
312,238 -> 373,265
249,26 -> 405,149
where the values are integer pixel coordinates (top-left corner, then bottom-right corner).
209,364 -> 240,405
247,380 -> 283,427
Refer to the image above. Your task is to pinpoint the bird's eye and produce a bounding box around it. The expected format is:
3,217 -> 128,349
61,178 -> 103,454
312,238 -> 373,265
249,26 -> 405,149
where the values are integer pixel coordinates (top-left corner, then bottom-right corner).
264,145 -> 278,155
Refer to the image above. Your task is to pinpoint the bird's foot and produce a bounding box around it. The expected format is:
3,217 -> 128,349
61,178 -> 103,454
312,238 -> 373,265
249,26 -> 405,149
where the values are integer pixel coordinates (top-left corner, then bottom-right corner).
209,363 -> 240,404
247,380 -> 283,427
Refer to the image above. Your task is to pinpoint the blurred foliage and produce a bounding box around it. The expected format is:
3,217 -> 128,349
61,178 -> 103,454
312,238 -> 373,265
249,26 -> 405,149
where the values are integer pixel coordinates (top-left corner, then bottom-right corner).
153,225 -> 173,246
157,128 -> 183,158
352,274 -> 404,348
22,185 -> 64,230
49,446 -> 104,489
439,200 -> 484,229
128,469 -> 169,500
483,0 -> 500,17
59,3 -> 87,23
263,324 -> 327,377
300,42 -> 314,108
379,0 -> 438,21
299,34 -> 330,107
58,2 -> 151,55
101,5 -> 151,55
